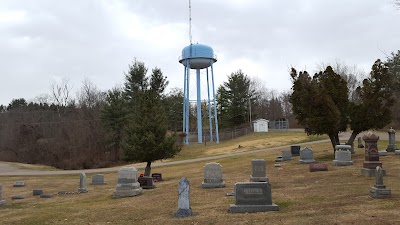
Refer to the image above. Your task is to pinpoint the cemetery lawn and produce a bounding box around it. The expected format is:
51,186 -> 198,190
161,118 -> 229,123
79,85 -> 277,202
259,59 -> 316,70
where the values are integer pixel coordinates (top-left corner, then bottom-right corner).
170,131 -> 327,160
1,134 -> 400,224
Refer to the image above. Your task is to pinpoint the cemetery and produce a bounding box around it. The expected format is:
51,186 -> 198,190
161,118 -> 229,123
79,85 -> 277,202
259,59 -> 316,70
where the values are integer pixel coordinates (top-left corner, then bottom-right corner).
0,131 -> 400,224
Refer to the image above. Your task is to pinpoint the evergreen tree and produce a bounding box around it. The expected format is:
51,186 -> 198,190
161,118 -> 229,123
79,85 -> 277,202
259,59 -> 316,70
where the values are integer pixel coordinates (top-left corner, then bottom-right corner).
122,63 -> 180,176
217,70 -> 255,127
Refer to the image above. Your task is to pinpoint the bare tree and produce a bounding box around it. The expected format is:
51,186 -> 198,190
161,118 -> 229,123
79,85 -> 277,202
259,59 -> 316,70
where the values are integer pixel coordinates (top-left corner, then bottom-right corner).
77,77 -> 106,108
50,78 -> 74,116
33,94 -> 52,106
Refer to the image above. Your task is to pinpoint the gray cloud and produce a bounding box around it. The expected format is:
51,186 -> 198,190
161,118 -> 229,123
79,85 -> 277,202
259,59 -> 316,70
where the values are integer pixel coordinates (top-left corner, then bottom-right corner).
0,0 -> 399,105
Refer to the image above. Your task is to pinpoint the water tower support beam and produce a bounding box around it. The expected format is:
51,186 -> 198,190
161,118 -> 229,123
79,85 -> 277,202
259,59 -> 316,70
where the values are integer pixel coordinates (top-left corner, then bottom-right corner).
206,67 -> 213,142
196,68 -> 202,143
182,65 -> 187,136
211,63 -> 219,143
185,63 -> 191,144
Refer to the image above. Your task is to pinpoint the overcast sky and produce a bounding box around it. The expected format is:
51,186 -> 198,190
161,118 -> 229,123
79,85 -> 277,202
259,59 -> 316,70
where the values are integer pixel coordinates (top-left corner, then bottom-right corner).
0,0 -> 399,105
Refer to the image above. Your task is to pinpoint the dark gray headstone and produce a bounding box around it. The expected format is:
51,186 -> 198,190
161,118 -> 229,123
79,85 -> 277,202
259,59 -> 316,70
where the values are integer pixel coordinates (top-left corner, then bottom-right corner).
357,137 -> 364,148
12,196 -> 24,200
229,182 -> 279,213
33,189 -> 44,196
138,177 -> 156,189
40,194 -> 53,198
175,177 -> 192,218
291,145 -> 301,156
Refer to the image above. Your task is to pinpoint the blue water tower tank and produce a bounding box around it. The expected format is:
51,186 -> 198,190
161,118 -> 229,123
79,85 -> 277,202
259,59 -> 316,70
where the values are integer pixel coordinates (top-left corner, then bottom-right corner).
179,44 -> 217,69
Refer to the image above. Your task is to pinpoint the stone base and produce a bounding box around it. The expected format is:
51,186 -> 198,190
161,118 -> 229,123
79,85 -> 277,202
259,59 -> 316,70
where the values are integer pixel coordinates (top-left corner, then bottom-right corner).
363,161 -> 382,170
361,168 -> 386,177
113,183 -> 143,198
78,188 -> 87,193
332,160 -> 353,166
201,181 -> 226,188
370,186 -> 391,198
386,145 -> 398,152
141,185 -> 156,189
299,159 -> 316,164
378,151 -> 388,156
229,204 -> 279,213
395,150 -> 400,155
0,200 -> 5,206
250,176 -> 269,182
175,208 -> 192,218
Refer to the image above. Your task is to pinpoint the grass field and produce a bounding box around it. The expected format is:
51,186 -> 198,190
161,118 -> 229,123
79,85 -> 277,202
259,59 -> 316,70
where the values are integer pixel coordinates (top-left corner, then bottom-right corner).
0,132 -> 400,225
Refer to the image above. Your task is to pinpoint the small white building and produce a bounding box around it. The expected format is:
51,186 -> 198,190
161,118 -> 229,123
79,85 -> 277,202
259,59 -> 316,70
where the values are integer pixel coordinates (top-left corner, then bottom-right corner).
253,119 -> 269,132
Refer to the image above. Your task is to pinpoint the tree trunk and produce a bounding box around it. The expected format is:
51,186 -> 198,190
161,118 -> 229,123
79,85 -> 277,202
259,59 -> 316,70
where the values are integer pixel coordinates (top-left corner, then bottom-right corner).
345,131 -> 359,146
144,161 -> 152,177
328,133 -> 340,157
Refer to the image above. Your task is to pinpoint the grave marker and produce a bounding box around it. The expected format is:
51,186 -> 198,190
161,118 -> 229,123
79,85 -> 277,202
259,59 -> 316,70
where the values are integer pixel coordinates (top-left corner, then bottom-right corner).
229,182 -> 279,213
90,174 -> 106,185
299,147 -> 316,164
332,150 -> 353,166
0,183 -> 5,206
370,166 -> 391,198
175,177 -> 192,218
78,172 -> 87,193
361,132 -> 386,177
201,163 -> 225,188
113,167 -> 143,198
250,159 -> 268,182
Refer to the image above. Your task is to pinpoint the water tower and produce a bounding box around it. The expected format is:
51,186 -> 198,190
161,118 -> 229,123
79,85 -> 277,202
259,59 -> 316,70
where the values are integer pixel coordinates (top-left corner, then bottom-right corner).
179,44 -> 219,144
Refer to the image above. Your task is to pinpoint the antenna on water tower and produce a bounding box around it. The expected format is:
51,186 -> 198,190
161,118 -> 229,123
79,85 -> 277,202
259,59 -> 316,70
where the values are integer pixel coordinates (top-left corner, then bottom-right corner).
179,0 -> 219,144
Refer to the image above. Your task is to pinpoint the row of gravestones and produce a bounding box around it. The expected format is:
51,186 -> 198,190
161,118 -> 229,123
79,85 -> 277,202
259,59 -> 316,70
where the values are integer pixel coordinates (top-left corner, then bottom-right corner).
176,159 -> 279,217
0,171 -> 163,206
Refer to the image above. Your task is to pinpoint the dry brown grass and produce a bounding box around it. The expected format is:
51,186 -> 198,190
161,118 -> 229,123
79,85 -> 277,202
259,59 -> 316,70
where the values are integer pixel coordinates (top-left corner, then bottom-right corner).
1,137 -> 400,224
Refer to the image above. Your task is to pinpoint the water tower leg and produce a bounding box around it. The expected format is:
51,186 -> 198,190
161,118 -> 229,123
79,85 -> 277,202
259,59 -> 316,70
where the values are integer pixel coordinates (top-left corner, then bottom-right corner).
185,65 -> 191,144
211,63 -> 219,143
206,67 -> 213,142
182,65 -> 187,138
196,68 -> 202,143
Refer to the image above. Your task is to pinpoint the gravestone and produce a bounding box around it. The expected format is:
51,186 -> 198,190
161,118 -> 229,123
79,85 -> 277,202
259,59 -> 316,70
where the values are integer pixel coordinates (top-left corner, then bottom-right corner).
138,176 -> 156,189
336,144 -> 354,154
357,137 -> 364,148
282,151 -> 292,161
11,196 -> 24,200
175,177 -> 192,218
40,194 -> 53,198
90,174 -> 106,185
151,173 -> 163,181
361,132 -> 386,177
386,128 -> 398,152
78,172 -> 87,193
229,182 -> 279,213
370,166 -> 391,198
309,163 -> 328,172
113,167 -> 143,198
332,150 -> 353,166
291,145 -> 301,156
250,159 -> 268,182
33,189 -> 43,196
201,163 -> 225,188
274,156 -> 283,162
0,183 -> 5,206
299,147 -> 316,164
13,181 -> 26,187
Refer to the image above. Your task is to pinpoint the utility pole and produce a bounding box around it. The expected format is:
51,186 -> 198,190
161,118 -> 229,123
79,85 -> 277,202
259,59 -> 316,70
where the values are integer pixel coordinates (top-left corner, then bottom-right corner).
249,98 -> 252,129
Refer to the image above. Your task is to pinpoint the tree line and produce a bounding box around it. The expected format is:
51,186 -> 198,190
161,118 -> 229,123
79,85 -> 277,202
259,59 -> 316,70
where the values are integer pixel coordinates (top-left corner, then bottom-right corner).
0,50 -> 399,169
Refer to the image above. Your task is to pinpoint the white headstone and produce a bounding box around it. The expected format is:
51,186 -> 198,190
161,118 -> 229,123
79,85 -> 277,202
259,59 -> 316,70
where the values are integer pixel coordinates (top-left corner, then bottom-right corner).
78,172 -> 87,193
299,147 -> 315,164
175,177 -> 192,217
0,183 -> 5,206
201,163 -> 225,188
332,150 -> 353,166
113,167 -> 143,198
